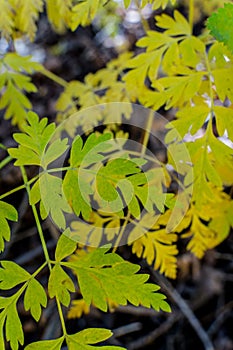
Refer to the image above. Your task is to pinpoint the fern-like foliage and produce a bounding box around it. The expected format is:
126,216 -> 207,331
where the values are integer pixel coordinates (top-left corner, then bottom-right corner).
52,232 -> 170,312
25,329 -> 125,350
121,8 -> 233,263
1,0 -> 233,345
0,201 -> 18,252
0,54 -> 41,127
56,53 -> 132,133
0,261 -> 47,349
141,0 -> 177,10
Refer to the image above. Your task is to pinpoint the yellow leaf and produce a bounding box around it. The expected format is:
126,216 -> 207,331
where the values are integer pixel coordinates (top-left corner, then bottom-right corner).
155,10 -> 191,36
0,0 -> 14,39
46,0 -> 72,33
68,299 -> 90,319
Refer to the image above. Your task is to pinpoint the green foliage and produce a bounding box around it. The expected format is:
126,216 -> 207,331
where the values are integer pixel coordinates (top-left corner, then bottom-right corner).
25,329 -> 125,350
0,261 -> 47,349
207,3 -> 233,53
141,0 -> 177,10
8,111 -> 68,167
0,201 -> 18,252
1,0 -> 233,349
49,232 -> 170,312
0,54 -> 41,127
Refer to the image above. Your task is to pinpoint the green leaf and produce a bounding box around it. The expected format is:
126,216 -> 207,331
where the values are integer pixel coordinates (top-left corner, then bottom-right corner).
153,72 -> 204,110
25,330 -> 125,350
48,264 -> 75,307
214,106 -> 233,140
41,137 -> 69,168
24,336 -> 64,350
5,301 -> 24,350
63,133 -> 113,220
0,54 -> 41,127
24,278 -> 47,321
97,158 -> 142,200
155,10 -> 191,36
71,0 -> 101,31
8,112 -> 55,166
55,229 -> 77,262
65,248 -> 170,312
31,173 -> 72,229
141,0 -> 176,10
66,329 -> 125,350
0,261 -> 30,289
123,0 -> 131,8
207,3 -> 233,53
70,133 -> 112,168
167,105 -> 210,138
3,53 -> 42,73
0,201 -> 18,252
63,168 -> 93,221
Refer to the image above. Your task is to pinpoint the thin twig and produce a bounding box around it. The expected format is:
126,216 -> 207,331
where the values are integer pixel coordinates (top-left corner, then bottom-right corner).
127,314 -> 179,350
150,269 -> 215,350
113,322 -> 142,338
207,301 -> 233,337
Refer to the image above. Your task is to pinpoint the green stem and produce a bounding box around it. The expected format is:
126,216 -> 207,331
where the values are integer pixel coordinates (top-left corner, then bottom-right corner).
0,155 -> 12,169
56,296 -> 67,335
1,261 -> 48,319
21,166 -> 68,336
141,109 -> 154,156
0,174 -> 39,200
112,211 -> 131,253
0,143 -> 7,150
20,166 -> 51,270
189,0 -> 194,34
40,67 -> 68,88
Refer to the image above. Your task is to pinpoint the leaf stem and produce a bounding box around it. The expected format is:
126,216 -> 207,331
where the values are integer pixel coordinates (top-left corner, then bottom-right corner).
20,166 -> 51,270
40,67 -> 68,88
0,155 -> 12,169
113,211 -> 131,253
21,166 -> 68,336
141,109 -> 154,156
0,261 -> 48,320
0,143 -> 7,150
56,296 -> 67,336
0,174 -> 39,200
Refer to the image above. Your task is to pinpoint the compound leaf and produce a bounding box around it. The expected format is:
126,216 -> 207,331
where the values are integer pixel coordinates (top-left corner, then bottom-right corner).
48,264 -> 75,307
141,0 -> 177,10
71,0 -> 102,31
96,158 -> 146,217
65,248 -> 170,312
70,133 -> 112,168
8,112 -> 55,166
24,278 -> 47,321
0,261 -> 30,290
155,10 -> 191,36
30,173 -> 72,229
0,0 -> 14,39
63,133 -> 112,220
46,0 -> 72,33
130,215 -> 178,279
5,301 -> 24,350
66,329 -> 125,350
0,54 -> 42,127
55,229 -> 77,262
0,201 -> 18,252
25,336 -> 64,350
